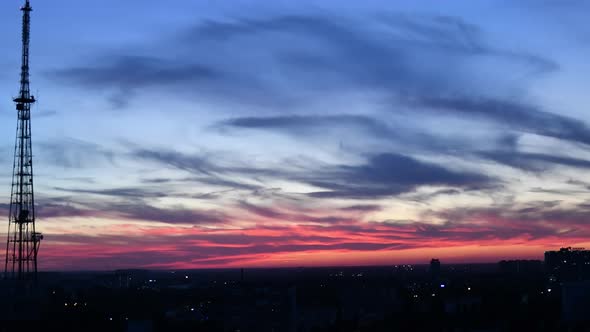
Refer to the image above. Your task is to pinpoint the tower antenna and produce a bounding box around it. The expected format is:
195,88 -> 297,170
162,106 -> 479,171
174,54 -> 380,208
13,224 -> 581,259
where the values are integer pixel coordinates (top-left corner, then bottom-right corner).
5,0 -> 43,281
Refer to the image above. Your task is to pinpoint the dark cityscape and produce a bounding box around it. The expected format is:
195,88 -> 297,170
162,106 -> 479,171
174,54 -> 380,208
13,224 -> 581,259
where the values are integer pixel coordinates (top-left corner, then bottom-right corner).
2,248 -> 590,331
2,0 -> 590,331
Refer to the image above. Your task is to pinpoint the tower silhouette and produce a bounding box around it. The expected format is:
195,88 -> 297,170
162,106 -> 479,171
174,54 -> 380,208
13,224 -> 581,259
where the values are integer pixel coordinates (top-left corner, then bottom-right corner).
4,0 -> 43,281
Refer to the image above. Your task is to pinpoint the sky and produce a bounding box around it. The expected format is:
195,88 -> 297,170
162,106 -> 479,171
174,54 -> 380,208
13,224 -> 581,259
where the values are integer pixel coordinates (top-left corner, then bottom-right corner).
0,0 -> 590,271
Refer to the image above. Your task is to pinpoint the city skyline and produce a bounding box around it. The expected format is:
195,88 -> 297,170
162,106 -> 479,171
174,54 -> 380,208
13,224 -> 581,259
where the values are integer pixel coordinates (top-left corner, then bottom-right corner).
1,0 -> 590,270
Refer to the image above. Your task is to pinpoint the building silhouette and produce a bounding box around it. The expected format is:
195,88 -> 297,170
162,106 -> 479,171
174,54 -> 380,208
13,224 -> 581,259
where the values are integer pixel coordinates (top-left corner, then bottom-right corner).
545,247 -> 590,281
430,259 -> 441,280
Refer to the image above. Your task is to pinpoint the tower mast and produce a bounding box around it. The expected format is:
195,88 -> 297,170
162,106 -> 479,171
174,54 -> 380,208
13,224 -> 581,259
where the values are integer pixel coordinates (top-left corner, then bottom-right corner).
5,0 -> 43,281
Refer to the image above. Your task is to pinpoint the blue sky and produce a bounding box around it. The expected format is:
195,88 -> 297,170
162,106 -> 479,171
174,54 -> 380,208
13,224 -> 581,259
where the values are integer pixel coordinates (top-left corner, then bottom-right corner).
1,0 -> 590,270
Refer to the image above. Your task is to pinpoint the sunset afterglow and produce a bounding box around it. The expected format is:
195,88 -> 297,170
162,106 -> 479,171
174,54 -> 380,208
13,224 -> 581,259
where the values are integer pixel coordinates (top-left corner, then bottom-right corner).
1,0 -> 589,270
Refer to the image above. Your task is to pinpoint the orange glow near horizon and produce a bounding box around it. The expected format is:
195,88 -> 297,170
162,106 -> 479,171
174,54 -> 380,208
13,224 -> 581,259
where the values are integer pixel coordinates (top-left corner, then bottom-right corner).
16,198 -> 590,271
34,220 -> 590,270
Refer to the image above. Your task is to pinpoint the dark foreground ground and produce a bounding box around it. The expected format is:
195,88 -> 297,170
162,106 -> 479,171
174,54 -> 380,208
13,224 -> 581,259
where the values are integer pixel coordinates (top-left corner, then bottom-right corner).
0,263 -> 588,332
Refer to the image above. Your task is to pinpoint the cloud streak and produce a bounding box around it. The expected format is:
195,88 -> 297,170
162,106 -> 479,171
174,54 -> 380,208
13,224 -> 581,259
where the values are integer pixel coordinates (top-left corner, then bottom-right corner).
36,200 -> 590,270
305,153 -> 494,198
414,96 -> 590,146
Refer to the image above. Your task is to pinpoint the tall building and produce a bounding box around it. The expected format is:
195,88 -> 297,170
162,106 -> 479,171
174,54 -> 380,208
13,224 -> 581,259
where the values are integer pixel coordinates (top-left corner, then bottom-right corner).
430,259 -> 441,280
545,247 -> 590,281
4,0 -> 43,281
